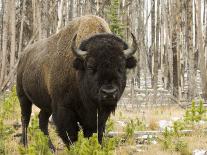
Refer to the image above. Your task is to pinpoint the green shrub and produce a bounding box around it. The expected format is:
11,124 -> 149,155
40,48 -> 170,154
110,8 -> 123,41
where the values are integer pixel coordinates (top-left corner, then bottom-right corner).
160,122 -> 190,154
172,121 -> 185,137
1,86 -> 19,120
105,118 -> 114,134
0,118 -> 5,154
197,100 -> 206,120
0,87 -> 17,154
174,140 -> 190,155
161,127 -> 173,150
184,99 -> 207,123
124,118 -> 146,138
67,130 -> 116,155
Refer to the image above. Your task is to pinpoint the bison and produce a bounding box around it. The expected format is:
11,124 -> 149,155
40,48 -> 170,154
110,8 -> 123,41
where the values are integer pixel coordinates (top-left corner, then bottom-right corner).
16,15 -> 137,151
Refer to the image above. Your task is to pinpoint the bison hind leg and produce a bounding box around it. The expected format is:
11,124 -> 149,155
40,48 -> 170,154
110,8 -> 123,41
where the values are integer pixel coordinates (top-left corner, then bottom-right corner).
38,110 -> 56,152
18,94 -> 32,147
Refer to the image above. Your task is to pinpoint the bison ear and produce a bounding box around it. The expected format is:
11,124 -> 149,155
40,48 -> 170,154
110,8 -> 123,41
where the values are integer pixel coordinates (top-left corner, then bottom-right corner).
73,58 -> 85,70
126,56 -> 137,69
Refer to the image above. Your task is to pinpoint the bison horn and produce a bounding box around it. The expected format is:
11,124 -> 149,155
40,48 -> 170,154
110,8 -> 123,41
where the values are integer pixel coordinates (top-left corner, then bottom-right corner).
71,34 -> 88,58
123,33 -> 138,58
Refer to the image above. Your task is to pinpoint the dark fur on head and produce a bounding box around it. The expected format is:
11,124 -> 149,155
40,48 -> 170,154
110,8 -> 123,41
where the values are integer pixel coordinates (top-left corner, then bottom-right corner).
79,33 -> 128,51
73,33 -> 137,71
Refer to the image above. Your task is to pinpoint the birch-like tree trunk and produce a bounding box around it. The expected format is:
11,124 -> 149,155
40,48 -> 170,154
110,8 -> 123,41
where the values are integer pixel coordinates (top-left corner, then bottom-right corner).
77,0 -> 81,17
171,0 -> 181,100
32,0 -> 37,35
57,0 -> 64,32
186,0 -> 195,100
161,1 -> 168,89
18,0 -> 26,57
0,0 -> 10,87
153,0 -> 160,103
166,0 -> 173,91
41,0 -> 49,38
0,1 -> 3,51
68,0 -> 74,21
36,0 -> 42,40
136,0 -> 144,88
197,0 -> 207,99
151,0 -> 155,87
9,0 -> 16,81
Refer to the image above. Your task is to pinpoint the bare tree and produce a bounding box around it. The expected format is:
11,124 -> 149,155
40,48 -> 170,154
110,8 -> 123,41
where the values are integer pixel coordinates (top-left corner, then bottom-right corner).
68,0 -> 74,21
57,0 -> 65,32
171,0 -> 181,100
153,0 -> 160,103
18,0 -> 26,57
0,0 -> 10,87
9,0 -> 16,82
186,0 -> 195,100
41,0 -> 49,38
197,0 -> 207,99
150,0 -> 155,85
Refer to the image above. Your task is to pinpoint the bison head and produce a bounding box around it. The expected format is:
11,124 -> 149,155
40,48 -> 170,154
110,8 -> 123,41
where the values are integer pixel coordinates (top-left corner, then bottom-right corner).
72,33 -> 137,109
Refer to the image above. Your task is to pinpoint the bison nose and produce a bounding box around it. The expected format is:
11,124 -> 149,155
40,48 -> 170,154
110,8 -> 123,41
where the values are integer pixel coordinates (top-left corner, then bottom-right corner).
101,87 -> 118,99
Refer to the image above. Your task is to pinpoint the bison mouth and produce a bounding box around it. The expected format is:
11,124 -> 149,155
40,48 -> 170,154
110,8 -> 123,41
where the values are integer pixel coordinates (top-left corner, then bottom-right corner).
99,94 -> 119,107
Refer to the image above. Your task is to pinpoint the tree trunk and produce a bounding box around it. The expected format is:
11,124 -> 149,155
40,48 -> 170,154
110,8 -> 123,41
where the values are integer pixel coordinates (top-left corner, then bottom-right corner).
151,0 -> 155,88
68,0 -> 74,21
0,0 -> 10,87
150,0 -> 155,79
172,0 -> 181,100
77,0 -> 81,17
9,0 -> 16,82
36,0 -> 42,40
153,0 -> 160,103
32,0 -> 37,34
186,0 -> 195,100
57,0 -> 64,32
41,0 -> 49,38
135,0 -> 140,88
18,0 -> 26,57
197,0 -> 207,99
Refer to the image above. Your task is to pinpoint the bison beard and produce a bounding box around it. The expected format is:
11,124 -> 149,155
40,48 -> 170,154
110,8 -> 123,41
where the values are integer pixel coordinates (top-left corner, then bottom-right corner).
16,15 -> 137,151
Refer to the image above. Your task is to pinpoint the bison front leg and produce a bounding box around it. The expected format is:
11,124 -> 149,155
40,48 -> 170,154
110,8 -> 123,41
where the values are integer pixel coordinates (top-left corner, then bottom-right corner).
98,125 -> 105,144
54,106 -> 79,146
97,111 -> 110,144
83,124 -> 105,144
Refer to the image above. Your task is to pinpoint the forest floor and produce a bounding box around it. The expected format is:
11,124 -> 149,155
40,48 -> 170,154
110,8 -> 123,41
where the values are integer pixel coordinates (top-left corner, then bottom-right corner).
1,88 -> 207,155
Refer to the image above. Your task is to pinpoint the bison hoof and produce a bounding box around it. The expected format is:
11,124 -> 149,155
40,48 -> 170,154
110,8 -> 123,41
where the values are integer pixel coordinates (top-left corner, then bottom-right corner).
49,140 -> 56,153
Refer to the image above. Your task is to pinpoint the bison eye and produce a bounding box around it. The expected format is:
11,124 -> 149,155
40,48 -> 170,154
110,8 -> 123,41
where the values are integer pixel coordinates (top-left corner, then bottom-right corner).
118,67 -> 124,74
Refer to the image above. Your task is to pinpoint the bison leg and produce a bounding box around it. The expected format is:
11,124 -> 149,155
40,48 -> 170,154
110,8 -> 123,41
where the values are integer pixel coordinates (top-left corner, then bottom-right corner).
98,125 -> 105,144
38,110 -> 55,152
19,95 -> 32,147
54,107 -> 78,146
83,125 -> 105,144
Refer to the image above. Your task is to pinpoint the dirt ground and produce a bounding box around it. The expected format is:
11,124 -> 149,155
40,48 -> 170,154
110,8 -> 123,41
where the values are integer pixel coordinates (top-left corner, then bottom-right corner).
3,103 -> 207,155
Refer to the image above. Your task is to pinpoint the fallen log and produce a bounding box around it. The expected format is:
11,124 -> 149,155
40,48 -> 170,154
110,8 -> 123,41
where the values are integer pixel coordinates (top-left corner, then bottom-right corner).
107,129 -> 207,137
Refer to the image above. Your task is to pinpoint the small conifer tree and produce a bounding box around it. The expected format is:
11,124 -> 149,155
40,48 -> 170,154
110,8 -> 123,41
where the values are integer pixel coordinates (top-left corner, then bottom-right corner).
107,0 -> 124,38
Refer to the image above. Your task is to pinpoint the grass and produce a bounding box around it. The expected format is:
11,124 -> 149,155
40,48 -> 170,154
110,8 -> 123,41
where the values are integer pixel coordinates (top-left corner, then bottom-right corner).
1,88 -> 207,155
